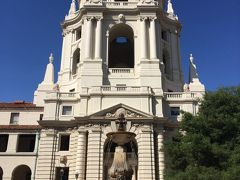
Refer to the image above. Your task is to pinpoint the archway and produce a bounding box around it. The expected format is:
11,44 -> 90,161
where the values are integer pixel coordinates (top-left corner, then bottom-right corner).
72,48 -> 80,75
108,24 -> 134,68
0,167 -> 3,180
12,165 -> 31,180
103,138 -> 138,180
162,49 -> 171,79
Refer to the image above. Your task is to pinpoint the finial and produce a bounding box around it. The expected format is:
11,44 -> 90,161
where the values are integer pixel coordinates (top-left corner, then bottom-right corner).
167,0 -> 178,20
49,53 -> 54,63
190,53 -> 194,62
68,0 -> 76,15
189,53 -> 199,83
167,0 -> 174,14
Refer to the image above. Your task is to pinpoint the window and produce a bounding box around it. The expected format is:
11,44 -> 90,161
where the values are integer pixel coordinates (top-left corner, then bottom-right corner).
72,49 -> 80,75
39,114 -> 43,121
171,107 -> 180,116
10,113 -> 19,124
55,167 -> 69,180
62,106 -> 72,116
69,89 -> 75,92
76,29 -> 81,41
17,134 -> 36,152
0,134 -> 9,152
162,30 -> 168,41
59,135 -> 70,151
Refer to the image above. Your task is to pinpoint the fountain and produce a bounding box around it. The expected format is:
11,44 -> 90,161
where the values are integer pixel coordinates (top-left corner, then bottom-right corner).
106,108 -> 136,180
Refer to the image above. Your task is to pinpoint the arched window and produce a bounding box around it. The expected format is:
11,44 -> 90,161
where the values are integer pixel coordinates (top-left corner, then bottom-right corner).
103,138 -> 138,180
108,24 -> 134,68
0,167 -> 3,180
12,165 -> 31,180
162,49 -> 171,79
72,48 -> 80,75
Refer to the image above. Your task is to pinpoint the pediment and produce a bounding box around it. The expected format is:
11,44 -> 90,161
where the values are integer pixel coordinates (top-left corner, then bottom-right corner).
87,104 -> 154,119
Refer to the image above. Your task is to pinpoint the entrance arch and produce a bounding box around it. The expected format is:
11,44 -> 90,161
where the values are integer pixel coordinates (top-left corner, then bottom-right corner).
103,137 -> 138,180
12,165 -> 31,180
108,24 -> 135,68
0,167 -> 3,180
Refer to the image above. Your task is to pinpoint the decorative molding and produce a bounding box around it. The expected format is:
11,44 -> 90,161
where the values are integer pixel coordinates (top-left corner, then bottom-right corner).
118,14 -> 125,23
105,108 -> 143,118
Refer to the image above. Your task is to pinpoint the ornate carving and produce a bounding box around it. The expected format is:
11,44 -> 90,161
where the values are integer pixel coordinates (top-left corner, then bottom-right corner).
105,108 -> 143,118
62,29 -> 73,37
118,14 -> 125,23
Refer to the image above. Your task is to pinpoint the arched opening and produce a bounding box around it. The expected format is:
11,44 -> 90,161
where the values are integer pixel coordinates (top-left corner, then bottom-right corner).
162,49 -> 171,79
72,48 -> 80,75
12,165 -> 31,180
108,24 -> 134,68
0,167 -> 3,180
103,138 -> 138,180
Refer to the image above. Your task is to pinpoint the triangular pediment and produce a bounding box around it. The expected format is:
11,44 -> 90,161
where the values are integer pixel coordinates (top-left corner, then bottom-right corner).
87,103 -> 154,119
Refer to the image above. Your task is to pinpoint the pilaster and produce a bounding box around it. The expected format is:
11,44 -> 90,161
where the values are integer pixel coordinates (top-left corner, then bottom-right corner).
140,17 -> 148,59
95,17 -> 103,59
156,128 -> 165,180
170,30 -> 181,84
86,126 -> 103,180
75,127 -> 87,180
137,125 -> 156,180
149,17 -> 157,59
85,17 -> 93,59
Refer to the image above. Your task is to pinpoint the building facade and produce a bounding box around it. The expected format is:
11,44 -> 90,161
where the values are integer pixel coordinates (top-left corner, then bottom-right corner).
0,0 -> 205,179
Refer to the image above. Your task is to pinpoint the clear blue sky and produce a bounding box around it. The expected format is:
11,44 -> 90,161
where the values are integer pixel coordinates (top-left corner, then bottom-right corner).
0,0 -> 239,102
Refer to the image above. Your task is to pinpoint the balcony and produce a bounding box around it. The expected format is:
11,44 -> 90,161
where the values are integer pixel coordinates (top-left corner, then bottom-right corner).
103,1 -> 138,8
88,86 -> 152,95
164,92 -> 198,102
45,92 -> 78,101
109,68 -> 134,74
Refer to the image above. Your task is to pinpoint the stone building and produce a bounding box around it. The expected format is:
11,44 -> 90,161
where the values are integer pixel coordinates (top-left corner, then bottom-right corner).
0,0 -> 205,179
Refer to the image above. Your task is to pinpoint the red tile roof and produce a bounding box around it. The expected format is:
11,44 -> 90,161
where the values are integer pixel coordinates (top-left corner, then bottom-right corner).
0,101 -> 43,110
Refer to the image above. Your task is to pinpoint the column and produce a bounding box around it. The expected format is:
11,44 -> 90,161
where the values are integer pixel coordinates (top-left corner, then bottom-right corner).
149,17 -> 157,59
140,17 -> 147,59
106,31 -> 109,66
95,17 -> 102,59
85,17 -> 93,59
157,129 -> 165,180
75,128 -> 87,180
171,31 -> 181,82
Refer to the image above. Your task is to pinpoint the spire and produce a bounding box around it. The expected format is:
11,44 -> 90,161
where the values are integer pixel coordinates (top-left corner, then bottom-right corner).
68,0 -> 76,15
189,54 -> 199,83
167,0 -> 174,14
167,0 -> 178,20
42,53 -> 55,85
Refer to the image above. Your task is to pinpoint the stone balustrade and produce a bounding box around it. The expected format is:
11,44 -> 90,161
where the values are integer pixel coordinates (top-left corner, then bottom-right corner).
109,68 -> 134,74
164,92 -> 197,101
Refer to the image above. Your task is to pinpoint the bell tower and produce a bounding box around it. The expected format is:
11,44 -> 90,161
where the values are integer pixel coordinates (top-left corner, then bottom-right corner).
57,0 -> 183,91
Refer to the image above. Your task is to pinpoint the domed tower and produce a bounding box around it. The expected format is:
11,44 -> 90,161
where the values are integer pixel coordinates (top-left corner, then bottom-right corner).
34,0 -> 204,179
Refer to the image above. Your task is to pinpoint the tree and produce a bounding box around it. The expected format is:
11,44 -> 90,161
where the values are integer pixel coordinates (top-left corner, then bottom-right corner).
164,87 -> 240,180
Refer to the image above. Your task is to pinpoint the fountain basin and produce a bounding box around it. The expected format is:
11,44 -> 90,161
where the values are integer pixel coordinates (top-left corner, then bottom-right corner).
107,131 -> 136,145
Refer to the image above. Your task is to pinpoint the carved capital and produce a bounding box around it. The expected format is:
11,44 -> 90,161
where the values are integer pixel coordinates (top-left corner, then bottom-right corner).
139,16 -> 148,21
149,16 -> 157,21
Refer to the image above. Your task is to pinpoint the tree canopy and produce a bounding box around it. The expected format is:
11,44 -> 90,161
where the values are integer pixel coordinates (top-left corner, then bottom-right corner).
164,87 -> 240,180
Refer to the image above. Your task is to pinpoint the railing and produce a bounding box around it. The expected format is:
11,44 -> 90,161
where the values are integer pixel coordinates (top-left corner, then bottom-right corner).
164,92 -> 196,101
90,86 -> 151,94
103,1 -> 138,8
109,68 -> 134,74
46,92 -> 77,99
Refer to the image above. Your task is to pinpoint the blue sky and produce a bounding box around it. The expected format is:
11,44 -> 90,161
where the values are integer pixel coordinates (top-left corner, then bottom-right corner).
0,0 -> 239,102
